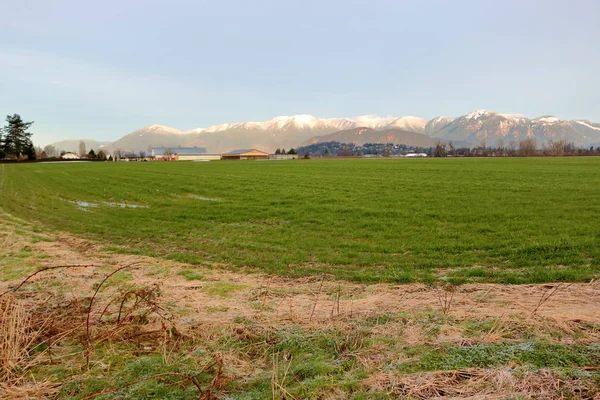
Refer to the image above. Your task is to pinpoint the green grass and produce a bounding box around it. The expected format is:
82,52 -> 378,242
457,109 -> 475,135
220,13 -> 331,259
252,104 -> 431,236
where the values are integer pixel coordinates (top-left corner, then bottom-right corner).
1,158 -> 599,283
397,342 -> 600,373
177,269 -> 204,281
202,282 -> 247,297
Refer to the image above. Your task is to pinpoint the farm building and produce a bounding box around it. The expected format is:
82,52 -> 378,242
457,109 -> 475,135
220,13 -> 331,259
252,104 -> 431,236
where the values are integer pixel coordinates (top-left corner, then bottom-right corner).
152,147 -> 221,161
269,153 -> 298,160
61,152 -> 80,160
222,149 -> 269,160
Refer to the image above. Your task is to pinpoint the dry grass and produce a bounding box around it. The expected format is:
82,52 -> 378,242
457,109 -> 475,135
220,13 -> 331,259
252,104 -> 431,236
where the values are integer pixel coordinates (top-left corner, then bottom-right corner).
0,261 -> 179,398
362,368 -> 599,399
0,294 -> 62,399
0,295 -> 44,384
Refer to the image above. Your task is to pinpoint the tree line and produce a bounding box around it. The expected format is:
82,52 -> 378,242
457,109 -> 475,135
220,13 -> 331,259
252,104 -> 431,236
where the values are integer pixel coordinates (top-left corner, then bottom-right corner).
298,139 -> 600,158
433,138 -> 600,157
274,148 -> 297,155
0,113 -> 110,161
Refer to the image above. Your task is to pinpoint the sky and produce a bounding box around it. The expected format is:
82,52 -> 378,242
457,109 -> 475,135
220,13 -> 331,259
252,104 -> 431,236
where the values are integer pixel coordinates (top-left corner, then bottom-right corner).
1,0 -> 599,146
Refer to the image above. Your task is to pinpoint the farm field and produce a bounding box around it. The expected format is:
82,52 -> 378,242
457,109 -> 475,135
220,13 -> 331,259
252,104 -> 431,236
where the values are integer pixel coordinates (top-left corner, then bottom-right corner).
1,208 -> 600,399
1,157 -> 599,284
1,157 -> 600,399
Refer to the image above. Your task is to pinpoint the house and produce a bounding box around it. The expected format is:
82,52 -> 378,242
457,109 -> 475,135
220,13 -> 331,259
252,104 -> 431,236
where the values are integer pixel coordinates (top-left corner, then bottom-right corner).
405,153 -> 428,158
222,149 -> 269,160
152,147 -> 221,161
61,152 -> 80,160
120,151 -> 147,161
269,153 -> 298,160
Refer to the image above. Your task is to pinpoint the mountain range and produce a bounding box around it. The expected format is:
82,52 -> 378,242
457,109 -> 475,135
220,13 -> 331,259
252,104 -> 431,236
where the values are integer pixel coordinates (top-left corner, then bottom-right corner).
48,110 -> 600,154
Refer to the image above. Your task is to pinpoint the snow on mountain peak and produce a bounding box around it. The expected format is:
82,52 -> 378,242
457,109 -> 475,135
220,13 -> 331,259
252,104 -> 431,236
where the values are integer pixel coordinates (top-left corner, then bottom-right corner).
535,116 -> 560,124
278,115 -> 320,128
291,114 -> 318,124
575,120 -> 600,131
353,115 -> 396,129
465,110 -> 489,120
143,125 -> 182,134
387,116 -> 427,131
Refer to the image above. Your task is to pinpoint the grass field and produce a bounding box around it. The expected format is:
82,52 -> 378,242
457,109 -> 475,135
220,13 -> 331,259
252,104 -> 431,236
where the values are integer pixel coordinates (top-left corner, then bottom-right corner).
2,158 -> 600,399
1,157 -> 599,283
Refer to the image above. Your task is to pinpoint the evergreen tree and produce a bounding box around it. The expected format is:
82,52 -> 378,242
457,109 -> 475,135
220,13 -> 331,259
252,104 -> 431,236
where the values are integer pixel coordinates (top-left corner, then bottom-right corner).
1,114 -> 35,159
288,148 -> 297,155
88,149 -> 97,159
275,148 -> 281,154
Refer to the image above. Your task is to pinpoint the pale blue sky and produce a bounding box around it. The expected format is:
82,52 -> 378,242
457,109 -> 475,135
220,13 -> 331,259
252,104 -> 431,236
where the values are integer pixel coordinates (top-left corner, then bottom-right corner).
1,0 -> 599,145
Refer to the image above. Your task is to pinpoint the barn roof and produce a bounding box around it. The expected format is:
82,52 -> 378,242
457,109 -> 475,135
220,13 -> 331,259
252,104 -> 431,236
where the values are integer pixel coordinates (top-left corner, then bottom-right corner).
223,149 -> 268,155
225,149 -> 252,154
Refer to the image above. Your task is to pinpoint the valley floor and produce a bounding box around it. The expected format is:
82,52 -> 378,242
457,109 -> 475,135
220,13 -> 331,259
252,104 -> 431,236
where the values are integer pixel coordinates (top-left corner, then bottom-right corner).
1,209 -> 599,399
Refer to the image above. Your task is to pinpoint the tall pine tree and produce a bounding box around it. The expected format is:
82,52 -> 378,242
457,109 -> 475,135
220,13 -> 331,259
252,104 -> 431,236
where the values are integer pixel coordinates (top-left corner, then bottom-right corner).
1,114 -> 35,159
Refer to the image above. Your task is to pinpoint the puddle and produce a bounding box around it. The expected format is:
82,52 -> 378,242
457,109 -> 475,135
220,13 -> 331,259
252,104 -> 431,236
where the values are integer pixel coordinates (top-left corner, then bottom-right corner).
189,195 -> 221,202
63,198 -> 148,210
67,200 -> 99,212
104,202 -> 149,209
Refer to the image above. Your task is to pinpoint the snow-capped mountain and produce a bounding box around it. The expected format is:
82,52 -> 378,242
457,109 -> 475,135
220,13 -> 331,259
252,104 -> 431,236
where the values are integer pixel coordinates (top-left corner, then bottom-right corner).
180,115 -> 434,152
53,111 -> 600,154
427,110 -> 600,147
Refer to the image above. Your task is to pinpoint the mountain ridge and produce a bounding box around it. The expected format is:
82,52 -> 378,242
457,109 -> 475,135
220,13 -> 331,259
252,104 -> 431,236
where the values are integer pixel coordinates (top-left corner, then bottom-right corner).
47,111 -> 600,154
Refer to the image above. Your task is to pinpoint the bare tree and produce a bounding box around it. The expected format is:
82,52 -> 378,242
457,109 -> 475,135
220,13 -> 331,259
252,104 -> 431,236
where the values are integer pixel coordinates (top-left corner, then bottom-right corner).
78,141 -> 87,158
34,146 -> 44,159
479,139 -> 488,156
43,145 -> 57,158
139,151 -> 146,160
496,138 -> 505,156
508,140 -> 517,156
518,138 -> 537,156
434,140 -> 446,157
547,140 -> 564,156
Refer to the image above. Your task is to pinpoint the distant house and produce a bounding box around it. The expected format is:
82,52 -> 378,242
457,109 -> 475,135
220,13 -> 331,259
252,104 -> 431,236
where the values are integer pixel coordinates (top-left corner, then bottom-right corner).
269,153 -> 298,160
61,152 -> 80,160
222,149 -> 269,160
151,147 -> 220,161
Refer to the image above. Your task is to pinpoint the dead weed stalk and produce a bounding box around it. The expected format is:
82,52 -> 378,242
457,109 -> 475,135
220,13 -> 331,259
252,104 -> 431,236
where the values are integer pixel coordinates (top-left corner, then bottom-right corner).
271,352 -> 296,400
531,283 -> 573,316
0,261 -> 180,395
435,283 -> 456,317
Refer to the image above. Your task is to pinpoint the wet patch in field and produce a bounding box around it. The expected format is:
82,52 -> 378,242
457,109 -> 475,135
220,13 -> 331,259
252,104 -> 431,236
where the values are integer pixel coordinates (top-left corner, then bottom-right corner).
64,199 -> 149,211
104,202 -> 149,209
67,200 -> 99,212
189,195 -> 222,202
